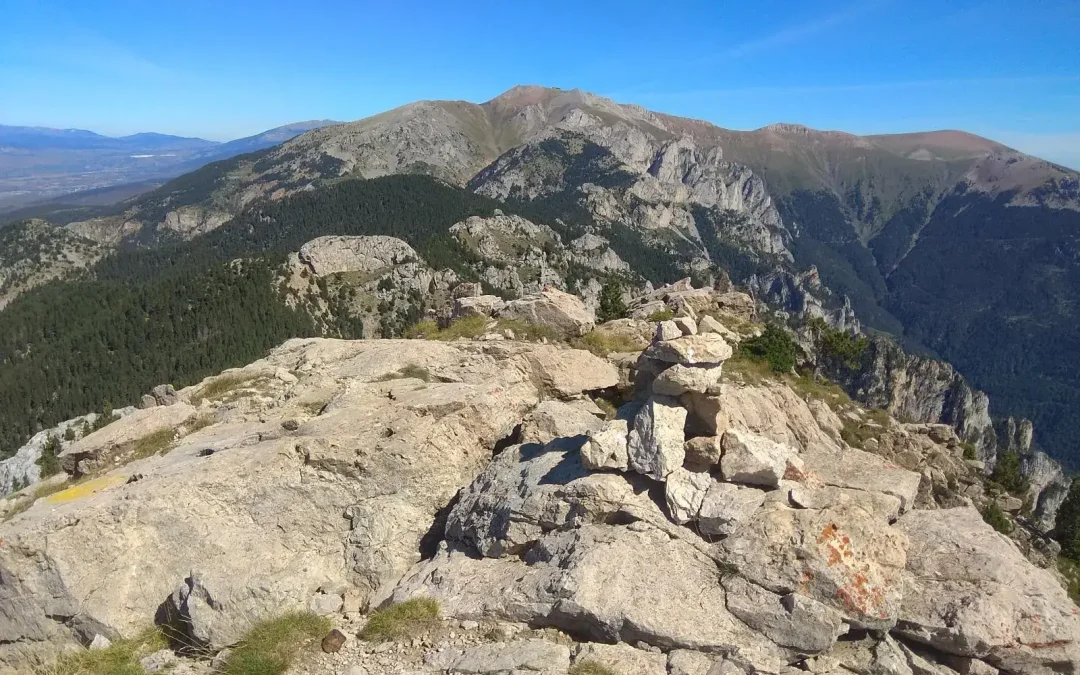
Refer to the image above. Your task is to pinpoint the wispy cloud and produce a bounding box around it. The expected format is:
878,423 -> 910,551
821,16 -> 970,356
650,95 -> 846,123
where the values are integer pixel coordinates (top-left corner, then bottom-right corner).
721,0 -> 887,59
636,74 -> 1080,100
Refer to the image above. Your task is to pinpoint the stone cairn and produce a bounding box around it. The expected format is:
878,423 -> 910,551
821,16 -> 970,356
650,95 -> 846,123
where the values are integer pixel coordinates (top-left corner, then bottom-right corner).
581,317 -> 802,536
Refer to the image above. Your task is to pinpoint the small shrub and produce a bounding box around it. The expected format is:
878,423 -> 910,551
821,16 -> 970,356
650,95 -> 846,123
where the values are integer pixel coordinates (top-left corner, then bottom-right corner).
63,427 -> 76,442
740,323 -> 798,373
404,319 -> 439,338
569,660 -> 618,675
32,626 -> 167,675
359,598 -> 440,642
36,434 -> 63,478
982,500 -> 1014,534
592,396 -> 618,420
439,315 -> 490,340
991,449 -> 1029,496
222,612 -> 331,675
1059,556 -> 1080,607
571,330 -> 644,356
960,442 -> 978,461
92,403 -> 120,432
645,307 -> 674,322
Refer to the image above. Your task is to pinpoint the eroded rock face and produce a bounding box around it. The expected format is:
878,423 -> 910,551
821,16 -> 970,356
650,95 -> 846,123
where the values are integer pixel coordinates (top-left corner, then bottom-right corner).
0,338 -> 615,666
895,507 -> 1080,672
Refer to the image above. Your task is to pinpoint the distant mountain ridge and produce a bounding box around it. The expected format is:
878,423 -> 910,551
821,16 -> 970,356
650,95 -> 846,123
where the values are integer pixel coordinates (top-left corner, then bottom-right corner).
0,120 -> 339,210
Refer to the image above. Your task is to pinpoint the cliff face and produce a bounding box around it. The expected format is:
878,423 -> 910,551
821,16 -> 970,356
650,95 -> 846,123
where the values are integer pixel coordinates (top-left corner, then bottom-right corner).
816,334 -> 1070,531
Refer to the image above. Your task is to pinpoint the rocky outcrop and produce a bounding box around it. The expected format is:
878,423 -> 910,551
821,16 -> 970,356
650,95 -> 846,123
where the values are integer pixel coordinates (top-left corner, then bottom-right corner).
0,338 -> 617,667
3,321 -> 1078,674
299,235 -> 421,276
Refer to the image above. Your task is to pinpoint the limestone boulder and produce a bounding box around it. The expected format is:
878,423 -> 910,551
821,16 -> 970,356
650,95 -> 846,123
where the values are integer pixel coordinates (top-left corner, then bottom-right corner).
720,429 -> 804,488
298,235 -> 419,276
721,500 -> 908,630
627,396 -> 687,481
581,415 -> 633,472
723,575 -> 846,654
683,435 -> 723,470
799,445 -> 921,514
644,333 -> 733,365
519,400 -> 603,446
500,287 -> 596,338
523,345 -> 619,398
682,382 -> 841,453
453,294 -> 506,319
652,363 -> 723,397
664,468 -> 714,524
697,482 -> 766,536
894,507 -> 1080,672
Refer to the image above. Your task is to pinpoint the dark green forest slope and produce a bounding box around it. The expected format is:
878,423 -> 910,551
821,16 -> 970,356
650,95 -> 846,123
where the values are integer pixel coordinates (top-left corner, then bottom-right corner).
0,175 -> 505,457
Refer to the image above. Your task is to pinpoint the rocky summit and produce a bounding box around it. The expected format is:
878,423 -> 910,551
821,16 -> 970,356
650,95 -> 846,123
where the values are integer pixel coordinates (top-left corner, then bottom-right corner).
1,298 -> 1076,675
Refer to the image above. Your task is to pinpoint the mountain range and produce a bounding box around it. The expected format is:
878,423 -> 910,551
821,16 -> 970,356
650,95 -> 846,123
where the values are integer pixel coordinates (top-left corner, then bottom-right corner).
1,85 -> 1078,477
0,119 -> 338,211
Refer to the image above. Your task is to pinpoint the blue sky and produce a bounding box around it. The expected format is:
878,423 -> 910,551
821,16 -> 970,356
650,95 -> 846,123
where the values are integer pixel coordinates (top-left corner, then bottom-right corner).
2,0 -> 1078,168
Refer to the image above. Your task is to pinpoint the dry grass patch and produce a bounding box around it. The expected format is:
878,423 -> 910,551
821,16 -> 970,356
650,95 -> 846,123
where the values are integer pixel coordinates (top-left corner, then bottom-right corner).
376,364 -> 433,382
569,661 -> 618,675
219,612 -> 331,675
572,330 -> 644,356
2,478 -> 74,521
129,428 -> 177,461
32,627 -> 167,675
359,598 -> 440,642
190,373 -> 271,406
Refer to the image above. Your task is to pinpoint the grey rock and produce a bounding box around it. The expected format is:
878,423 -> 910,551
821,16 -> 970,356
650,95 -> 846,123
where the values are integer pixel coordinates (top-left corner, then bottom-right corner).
655,320 -> 682,341
652,363 -> 722,397
427,638 -> 571,673
308,591 -> 344,616
581,416 -> 631,471
723,576 -> 845,654
673,316 -> 698,336
299,235 -> 419,276
644,333 -> 733,365
574,642 -> 667,675
683,435 -> 724,470
697,482 -> 765,536
664,468 -> 714,524
500,287 -> 596,338
519,400 -> 603,446
627,396 -> 687,480
894,507 -> 1080,671
89,634 -> 112,650
454,295 -> 507,319
139,648 -> 177,673
720,429 -> 803,488
667,649 -> 716,675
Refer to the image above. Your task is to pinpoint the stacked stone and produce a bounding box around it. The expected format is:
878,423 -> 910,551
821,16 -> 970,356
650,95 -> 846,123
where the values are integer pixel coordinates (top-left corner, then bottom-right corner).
582,316 -> 804,538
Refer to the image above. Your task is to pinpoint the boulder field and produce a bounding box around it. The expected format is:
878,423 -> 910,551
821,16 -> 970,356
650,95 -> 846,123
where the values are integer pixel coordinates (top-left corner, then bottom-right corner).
0,315 -> 1077,674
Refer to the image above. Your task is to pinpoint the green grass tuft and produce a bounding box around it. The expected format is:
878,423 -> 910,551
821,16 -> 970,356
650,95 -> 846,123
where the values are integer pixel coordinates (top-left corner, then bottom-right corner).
359,598 -> 440,642
33,627 -> 168,675
645,308 -> 674,322
222,612 -> 331,675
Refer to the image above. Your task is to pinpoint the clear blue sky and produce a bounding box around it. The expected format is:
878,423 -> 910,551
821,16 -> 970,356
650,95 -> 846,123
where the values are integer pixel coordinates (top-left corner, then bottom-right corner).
3,0 -> 1078,168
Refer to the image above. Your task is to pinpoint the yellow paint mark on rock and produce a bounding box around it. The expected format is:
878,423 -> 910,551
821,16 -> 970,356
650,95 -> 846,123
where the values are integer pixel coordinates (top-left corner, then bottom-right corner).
44,475 -> 125,504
